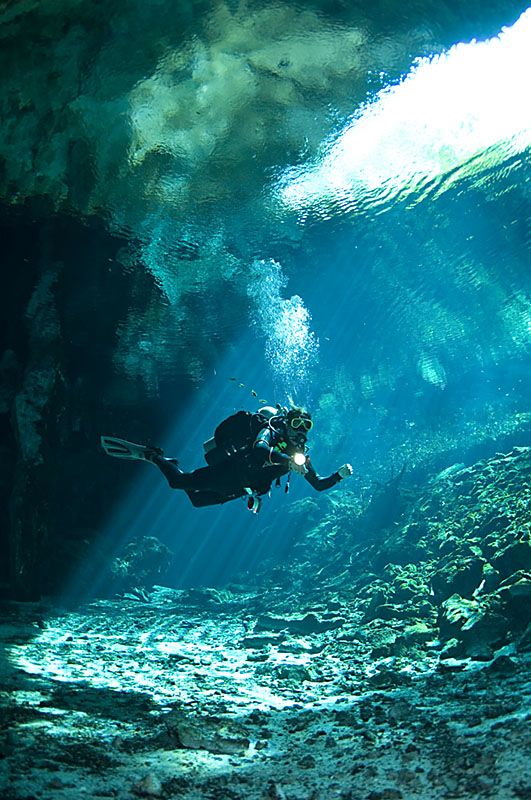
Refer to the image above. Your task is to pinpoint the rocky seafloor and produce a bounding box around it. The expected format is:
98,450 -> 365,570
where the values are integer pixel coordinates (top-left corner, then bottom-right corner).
1,447 -> 530,799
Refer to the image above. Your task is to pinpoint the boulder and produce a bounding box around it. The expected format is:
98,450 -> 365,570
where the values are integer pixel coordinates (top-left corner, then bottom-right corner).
400,621 -> 436,646
274,664 -> 312,682
241,633 -> 284,649
439,594 -> 508,659
254,612 -> 345,635
373,604 -> 410,621
498,571 -> 531,628
479,562 -> 501,593
368,625 -> 400,658
431,556 -> 485,601
166,713 -> 250,755
486,654 -> 518,674
516,622 -> 531,653
492,539 -> 531,577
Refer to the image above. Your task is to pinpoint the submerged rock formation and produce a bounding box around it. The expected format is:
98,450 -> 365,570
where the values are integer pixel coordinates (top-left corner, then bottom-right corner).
1,445 -> 530,798
0,209 -> 191,600
249,446 -> 531,666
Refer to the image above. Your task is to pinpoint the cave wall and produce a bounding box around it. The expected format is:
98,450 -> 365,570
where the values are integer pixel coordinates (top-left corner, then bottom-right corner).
0,205 -> 188,599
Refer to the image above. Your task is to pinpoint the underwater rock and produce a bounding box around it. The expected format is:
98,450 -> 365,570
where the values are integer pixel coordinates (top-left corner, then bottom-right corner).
439,593 -> 508,659
367,665 -> 412,688
431,556 -> 485,601
9,264 -> 67,599
361,583 -> 392,617
497,571 -> 531,629
254,611 -> 345,635
400,621 -> 436,646
374,540 -> 427,567
387,565 -> 430,603
14,269 -> 63,464
266,781 -> 288,800
373,603 -> 416,621
274,663 -> 312,683
0,348 -> 21,414
437,655 -> 469,671
110,536 -> 173,595
369,619 -> 436,659
516,622 -> 531,652
241,633 -> 284,649
2,587 -> 530,799
166,712 -> 250,755
371,639 -> 398,659
245,446 -> 531,676
359,463 -> 408,535
131,773 -> 163,797
365,622 -> 400,658
277,639 -> 326,655
478,561 -> 501,593
486,654 -> 518,674
499,570 -> 531,598
181,586 -> 248,609
492,539 -> 531,577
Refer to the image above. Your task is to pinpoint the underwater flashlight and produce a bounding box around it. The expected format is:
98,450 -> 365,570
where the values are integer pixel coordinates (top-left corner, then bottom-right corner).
293,452 -> 306,466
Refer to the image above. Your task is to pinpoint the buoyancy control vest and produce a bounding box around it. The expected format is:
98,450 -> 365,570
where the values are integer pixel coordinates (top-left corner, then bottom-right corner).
203,410 -> 269,466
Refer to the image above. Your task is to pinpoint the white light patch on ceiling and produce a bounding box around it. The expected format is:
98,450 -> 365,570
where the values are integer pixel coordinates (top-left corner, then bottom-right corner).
278,9 -> 531,214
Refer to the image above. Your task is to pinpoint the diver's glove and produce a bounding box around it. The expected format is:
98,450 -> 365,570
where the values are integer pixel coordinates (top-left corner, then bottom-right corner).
290,453 -> 308,475
337,463 -> 353,480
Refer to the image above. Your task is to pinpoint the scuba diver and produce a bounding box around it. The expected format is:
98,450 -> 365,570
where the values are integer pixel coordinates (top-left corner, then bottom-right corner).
101,405 -> 353,513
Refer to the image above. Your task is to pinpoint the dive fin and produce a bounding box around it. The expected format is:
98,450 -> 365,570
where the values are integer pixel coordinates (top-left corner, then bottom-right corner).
100,436 -> 162,461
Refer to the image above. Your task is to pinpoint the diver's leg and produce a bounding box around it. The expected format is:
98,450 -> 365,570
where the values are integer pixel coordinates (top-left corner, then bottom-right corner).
151,456 -> 187,489
152,456 -> 240,495
185,490 -> 234,507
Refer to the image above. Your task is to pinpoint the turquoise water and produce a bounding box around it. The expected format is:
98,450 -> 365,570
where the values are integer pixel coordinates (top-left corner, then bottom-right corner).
1,0 -> 530,592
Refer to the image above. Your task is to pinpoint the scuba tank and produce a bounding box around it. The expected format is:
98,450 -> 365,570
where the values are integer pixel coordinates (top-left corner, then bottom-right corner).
203,407 -> 279,465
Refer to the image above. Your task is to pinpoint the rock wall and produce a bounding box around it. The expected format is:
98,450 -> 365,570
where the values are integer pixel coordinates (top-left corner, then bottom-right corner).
248,446 -> 531,666
0,208 -> 187,600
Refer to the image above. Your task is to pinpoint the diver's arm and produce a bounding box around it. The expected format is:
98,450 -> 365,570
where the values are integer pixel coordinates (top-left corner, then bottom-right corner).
304,459 -> 352,491
253,428 -> 291,465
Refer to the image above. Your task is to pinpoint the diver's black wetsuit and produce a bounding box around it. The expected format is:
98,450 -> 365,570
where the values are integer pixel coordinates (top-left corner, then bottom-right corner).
152,424 -> 342,507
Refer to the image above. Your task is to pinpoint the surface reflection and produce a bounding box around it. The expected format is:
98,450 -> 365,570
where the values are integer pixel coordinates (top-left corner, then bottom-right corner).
277,8 -> 531,218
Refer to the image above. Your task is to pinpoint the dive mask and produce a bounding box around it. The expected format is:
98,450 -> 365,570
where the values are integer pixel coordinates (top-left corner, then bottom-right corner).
289,416 -> 313,432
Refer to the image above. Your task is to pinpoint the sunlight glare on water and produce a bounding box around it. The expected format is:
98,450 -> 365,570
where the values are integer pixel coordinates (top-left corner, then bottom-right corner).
278,8 -> 531,217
